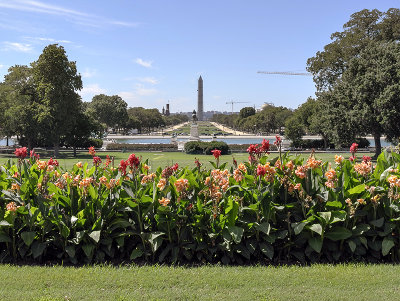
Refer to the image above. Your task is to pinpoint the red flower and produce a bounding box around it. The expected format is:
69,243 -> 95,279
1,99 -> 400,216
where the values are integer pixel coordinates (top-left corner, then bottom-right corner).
349,156 -> 356,162
119,160 -> 128,175
47,157 -> 59,166
362,155 -> 371,163
211,149 -> 222,159
128,153 -> 140,168
257,164 -> 266,177
14,147 -> 27,159
88,146 -> 96,156
274,135 -> 282,147
232,157 -> 238,168
350,143 -> 358,154
247,144 -> 258,155
261,139 -> 270,153
93,156 -> 102,166
105,155 -> 112,167
194,158 -> 202,168
172,163 -> 179,171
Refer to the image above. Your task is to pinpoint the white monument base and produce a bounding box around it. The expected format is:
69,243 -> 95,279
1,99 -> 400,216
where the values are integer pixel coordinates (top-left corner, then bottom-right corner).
189,124 -> 200,141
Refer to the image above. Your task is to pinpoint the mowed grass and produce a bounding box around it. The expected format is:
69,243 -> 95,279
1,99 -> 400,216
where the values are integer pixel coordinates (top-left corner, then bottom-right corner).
0,264 -> 399,300
0,151 -> 375,170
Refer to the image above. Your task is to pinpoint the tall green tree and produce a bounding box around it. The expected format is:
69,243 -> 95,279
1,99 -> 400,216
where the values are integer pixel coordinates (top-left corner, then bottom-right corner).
32,44 -> 83,157
307,8 -> 400,91
87,94 -> 128,130
322,41 -> 400,156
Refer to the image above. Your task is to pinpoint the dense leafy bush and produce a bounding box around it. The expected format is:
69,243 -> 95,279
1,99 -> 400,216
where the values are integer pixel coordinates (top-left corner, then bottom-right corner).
1,145 -> 400,265
184,141 -> 229,155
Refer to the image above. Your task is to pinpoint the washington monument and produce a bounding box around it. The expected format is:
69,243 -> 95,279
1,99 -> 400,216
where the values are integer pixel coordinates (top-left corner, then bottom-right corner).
197,76 -> 203,121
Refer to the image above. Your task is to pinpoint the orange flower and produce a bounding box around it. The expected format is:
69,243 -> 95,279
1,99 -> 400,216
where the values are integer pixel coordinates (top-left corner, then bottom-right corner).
99,176 -> 108,185
76,162 -> 83,168
6,202 -> 17,212
325,168 -> 336,181
175,178 -> 189,193
159,197 -> 170,207
334,155 -> 344,165
285,160 -> 294,171
295,165 -> 307,179
357,198 -> 365,205
354,161 -> 372,177
88,146 -> 96,156
106,179 -> 117,190
345,198 -> 352,206
238,163 -> 247,173
306,157 -> 322,170
157,178 -> 167,190
11,183 -> 20,191
37,160 -> 47,170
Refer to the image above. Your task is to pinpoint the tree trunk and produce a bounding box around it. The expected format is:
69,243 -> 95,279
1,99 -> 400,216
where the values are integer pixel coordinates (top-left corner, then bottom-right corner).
73,145 -> 77,157
54,139 -> 60,158
374,132 -> 381,158
6,136 -> 8,147
323,135 -> 328,150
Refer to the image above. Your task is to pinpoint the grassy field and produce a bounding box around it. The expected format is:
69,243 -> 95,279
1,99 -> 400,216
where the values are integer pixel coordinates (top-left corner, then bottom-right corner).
0,150 -> 375,170
0,264 -> 398,300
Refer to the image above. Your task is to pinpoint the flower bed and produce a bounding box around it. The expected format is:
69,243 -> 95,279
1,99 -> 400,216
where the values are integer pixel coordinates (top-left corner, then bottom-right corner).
1,139 -> 400,264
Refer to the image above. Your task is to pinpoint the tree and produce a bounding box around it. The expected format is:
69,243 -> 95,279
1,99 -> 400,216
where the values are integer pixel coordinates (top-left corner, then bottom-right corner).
320,41 -> 400,156
307,8 -> 400,91
87,94 -> 128,130
32,44 -> 83,157
239,107 -> 256,119
0,65 -> 43,149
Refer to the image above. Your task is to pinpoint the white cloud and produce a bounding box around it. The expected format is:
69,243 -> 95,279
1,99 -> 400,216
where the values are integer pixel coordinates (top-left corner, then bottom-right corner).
0,64 -> 4,69
81,68 -> 97,78
135,58 -> 153,68
23,36 -> 73,45
79,83 -> 106,101
138,77 -> 158,84
0,0 -> 139,29
119,84 -> 158,105
2,41 -> 33,52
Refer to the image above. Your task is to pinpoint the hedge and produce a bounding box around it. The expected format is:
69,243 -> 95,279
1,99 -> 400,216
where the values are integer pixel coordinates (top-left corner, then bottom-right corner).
106,143 -> 178,152
1,146 -> 400,265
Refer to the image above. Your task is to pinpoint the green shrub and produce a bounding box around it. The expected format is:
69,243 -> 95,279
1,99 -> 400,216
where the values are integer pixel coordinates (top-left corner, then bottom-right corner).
184,141 -> 229,154
106,143 -> 178,151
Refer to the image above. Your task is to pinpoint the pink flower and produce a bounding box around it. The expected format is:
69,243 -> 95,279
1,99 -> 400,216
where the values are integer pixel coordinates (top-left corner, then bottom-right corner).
247,144 -> 259,155
350,143 -> 358,154
274,135 -> 282,147
194,158 -> 202,168
211,149 -> 222,159
30,149 -> 40,160
88,146 -> 96,156
172,163 -> 179,171
256,164 -> 266,177
349,156 -> 356,162
14,147 -> 27,159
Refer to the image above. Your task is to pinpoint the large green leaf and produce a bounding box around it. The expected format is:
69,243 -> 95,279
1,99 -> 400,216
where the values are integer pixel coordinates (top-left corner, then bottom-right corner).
308,237 -> 323,253
255,222 -> 271,235
352,224 -> 370,236
89,230 -> 101,243
228,226 -> 244,244
148,232 -> 164,253
325,227 -> 352,241
330,211 -> 347,223
21,231 -> 36,246
347,184 -> 365,195
292,221 -> 307,235
382,237 -> 395,256
259,242 -> 274,259
318,212 -> 331,224
31,241 -> 46,259
0,232 -> 11,242
225,198 -> 239,227
309,223 -> 323,236
130,247 -> 144,260
370,218 -> 384,228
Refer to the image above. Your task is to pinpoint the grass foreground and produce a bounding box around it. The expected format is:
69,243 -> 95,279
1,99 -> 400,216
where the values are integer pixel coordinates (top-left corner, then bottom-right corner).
0,264 -> 399,300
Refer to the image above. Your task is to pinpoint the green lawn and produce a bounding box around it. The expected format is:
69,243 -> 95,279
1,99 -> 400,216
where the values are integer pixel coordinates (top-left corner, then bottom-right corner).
165,121 -> 229,136
0,150 -> 375,170
0,264 -> 398,300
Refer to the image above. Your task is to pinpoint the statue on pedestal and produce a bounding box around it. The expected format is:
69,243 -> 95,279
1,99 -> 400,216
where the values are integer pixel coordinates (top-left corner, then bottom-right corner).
189,109 -> 200,141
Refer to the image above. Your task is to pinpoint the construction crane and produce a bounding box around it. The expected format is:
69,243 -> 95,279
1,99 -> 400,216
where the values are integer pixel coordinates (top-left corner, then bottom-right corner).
226,101 -> 250,114
257,71 -> 312,76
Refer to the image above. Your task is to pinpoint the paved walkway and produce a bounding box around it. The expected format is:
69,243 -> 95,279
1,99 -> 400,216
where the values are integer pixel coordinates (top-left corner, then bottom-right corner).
209,122 -> 251,136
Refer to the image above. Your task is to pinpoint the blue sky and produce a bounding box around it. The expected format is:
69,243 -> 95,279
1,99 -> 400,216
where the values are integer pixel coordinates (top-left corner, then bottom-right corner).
0,0 -> 398,113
